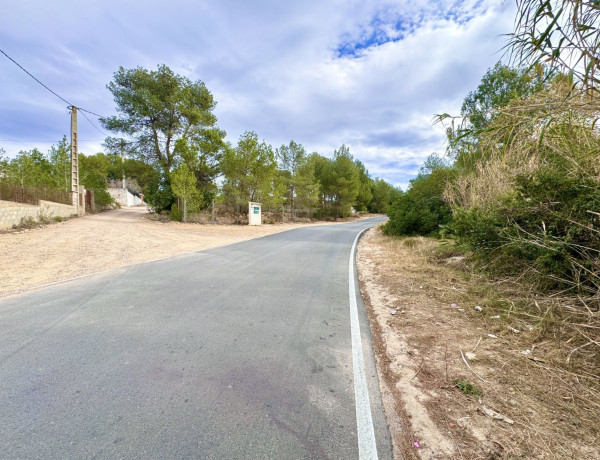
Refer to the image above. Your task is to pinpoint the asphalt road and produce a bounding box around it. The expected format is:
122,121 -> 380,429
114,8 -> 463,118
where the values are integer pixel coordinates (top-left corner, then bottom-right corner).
0,217 -> 392,459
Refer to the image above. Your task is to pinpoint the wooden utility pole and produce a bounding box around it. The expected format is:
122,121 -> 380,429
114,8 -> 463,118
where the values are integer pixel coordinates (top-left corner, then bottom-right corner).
70,106 -> 79,213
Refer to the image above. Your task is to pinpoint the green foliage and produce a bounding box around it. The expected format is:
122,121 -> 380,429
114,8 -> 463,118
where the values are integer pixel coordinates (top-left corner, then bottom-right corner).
101,65 -> 225,209
170,164 -> 202,221
384,156 -> 456,237
446,62 -> 551,169
170,203 -> 183,222
443,69 -> 600,294
448,206 -> 503,252
461,63 -> 548,132
221,132 -> 282,211
78,153 -> 114,206
311,145 -> 362,218
353,160 -> 374,211
101,65 -> 223,174
146,178 -> 173,212
48,136 -> 71,191
277,141 -> 319,213
14,216 -> 39,230
452,167 -> 600,292
368,179 -> 399,213
6,149 -> 52,187
453,379 -> 481,397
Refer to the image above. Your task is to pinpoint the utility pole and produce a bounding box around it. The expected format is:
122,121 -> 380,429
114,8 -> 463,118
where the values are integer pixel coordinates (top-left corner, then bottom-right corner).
120,138 -> 126,190
70,106 -> 79,213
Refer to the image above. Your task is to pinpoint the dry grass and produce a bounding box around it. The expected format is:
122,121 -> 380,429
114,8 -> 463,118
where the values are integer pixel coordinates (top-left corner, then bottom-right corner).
357,227 -> 600,459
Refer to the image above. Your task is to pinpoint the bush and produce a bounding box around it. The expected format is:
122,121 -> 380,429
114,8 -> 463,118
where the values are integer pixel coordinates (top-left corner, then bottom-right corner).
384,167 -> 455,237
450,167 -> 600,293
94,189 -> 114,206
170,203 -> 183,222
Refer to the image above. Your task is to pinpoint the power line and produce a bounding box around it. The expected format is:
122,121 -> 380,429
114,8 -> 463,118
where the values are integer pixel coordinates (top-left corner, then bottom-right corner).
0,48 -> 73,107
0,47 -> 109,133
78,107 -> 104,118
79,110 -> 108,137
0,139 -> 105,143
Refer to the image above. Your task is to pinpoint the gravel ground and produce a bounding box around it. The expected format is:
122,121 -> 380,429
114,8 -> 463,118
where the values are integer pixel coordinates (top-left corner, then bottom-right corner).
0,207 -> 321,296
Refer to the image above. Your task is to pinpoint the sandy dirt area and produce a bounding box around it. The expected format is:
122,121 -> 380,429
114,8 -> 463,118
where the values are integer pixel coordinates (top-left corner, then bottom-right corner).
357,226 -> 600,460
0,207 -> 329,296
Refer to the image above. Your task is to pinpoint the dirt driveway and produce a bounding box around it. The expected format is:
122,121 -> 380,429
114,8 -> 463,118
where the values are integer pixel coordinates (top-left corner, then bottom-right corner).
0,207 -> 321,296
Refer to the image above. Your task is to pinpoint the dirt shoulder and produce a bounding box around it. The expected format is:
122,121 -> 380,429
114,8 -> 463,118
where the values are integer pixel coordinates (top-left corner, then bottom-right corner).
357,226 -> 600,460
0,207 -> 346,297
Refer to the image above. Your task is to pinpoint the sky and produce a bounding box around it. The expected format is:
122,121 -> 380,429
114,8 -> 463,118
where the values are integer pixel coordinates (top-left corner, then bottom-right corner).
0,0 -> 516,189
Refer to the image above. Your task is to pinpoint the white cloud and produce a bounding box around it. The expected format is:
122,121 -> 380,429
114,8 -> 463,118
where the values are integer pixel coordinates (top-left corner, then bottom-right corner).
1,0 -> 516,186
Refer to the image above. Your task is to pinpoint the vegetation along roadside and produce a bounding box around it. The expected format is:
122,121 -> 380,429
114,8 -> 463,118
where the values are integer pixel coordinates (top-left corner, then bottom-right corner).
368,1 -> 599,457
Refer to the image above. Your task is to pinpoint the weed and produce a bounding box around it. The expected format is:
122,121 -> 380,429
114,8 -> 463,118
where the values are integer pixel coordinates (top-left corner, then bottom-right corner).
14,216 -> 39,230
453,379 -> 481,396
402,237 -> 418,248
37,208 -> 53,225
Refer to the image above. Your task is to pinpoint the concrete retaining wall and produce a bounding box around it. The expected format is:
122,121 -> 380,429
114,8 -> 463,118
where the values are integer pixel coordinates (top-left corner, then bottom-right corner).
0,200 -> 78,229
107,188 -> 145,207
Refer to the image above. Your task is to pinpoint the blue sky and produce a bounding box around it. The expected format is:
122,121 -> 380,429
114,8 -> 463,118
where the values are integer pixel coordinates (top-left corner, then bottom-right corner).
0,0 -> 515,189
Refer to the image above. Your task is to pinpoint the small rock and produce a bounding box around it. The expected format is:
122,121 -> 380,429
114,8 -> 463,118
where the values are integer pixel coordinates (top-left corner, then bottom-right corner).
490,315 -> 500,319
481,405 -> 514,424
508,327 -> 520,334
389,309 -> 397,316
450,303 -> 459,308
419,285 -> 423,289
474,305 -> 483,312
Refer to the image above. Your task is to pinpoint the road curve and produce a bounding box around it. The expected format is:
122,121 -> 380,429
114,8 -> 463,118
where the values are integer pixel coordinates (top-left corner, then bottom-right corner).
0,217 -> 391,459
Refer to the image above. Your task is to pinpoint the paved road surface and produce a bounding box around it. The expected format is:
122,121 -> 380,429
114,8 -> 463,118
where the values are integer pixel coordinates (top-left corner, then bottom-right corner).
0,218 -> 392,459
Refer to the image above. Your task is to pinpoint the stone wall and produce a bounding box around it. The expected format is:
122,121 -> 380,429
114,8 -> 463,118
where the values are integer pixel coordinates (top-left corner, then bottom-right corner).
0,200 -> 78,229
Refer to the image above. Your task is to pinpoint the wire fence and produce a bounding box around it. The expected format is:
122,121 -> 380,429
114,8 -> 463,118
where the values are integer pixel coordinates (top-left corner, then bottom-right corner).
183,203 -> 326,225
0,181 -> 72,206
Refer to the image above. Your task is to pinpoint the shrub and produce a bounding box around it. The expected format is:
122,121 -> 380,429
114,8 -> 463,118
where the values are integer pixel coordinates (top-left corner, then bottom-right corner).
170,203 -> 183,222
384,166 -> 455,237
449,166 -> 600,293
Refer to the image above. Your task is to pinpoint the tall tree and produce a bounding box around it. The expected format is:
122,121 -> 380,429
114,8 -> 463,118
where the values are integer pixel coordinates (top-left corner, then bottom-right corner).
368,178 -> 399,213
221,132 -> 281,211
0,149 -> 8,179
7,149 -> 52,188
328,145 -> 360,217
441,63 -> 551,169
353,159 -> 373,211
277,141 -> 319,215
48,136 -> 71,192
78,153 -> 113,206
170,164 -> 201,222
101,65 -> 225,209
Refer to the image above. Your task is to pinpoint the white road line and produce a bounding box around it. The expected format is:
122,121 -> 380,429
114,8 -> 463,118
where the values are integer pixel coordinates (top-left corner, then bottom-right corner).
349,227 -> 378,459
